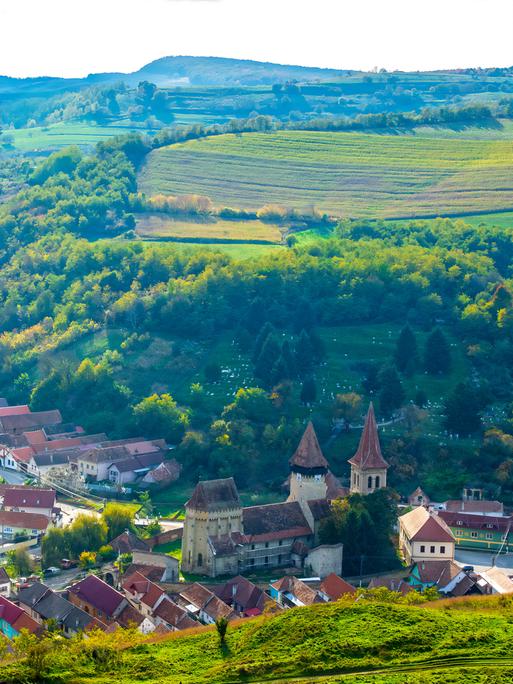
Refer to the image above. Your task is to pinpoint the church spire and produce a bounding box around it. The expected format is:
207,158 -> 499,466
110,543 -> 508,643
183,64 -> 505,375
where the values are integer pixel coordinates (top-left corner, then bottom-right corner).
348,403 -> 389,470
289,421 -> 328,473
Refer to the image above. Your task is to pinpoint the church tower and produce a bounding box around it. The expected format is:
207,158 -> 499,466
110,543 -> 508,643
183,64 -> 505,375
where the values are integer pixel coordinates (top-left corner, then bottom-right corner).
288,421 -> 329,510
181,477 -> 243,575
348,403 -> 389,495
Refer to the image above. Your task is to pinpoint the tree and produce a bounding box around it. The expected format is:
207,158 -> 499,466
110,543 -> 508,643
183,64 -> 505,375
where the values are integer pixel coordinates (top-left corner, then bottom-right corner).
98,545 -> 117,562
252,322 -> 275,363
102,503 -> 135,540
414,389 -> 428,408
444,383 -> 482,435
394,325 -> 419,375
424,328 -> 452,375
334,392 -> 362,431
295,329 -> 314,376
68,514 -> 107,558
300,376 -> 317,405
204,363 -> 222,384
79,551 -> 97,569
9,548 -> 33,576
254,333 -> 281,386
42,527 -> 69,568
215,616 -> 228,645
138,490 -> 154,518
378,365 -> 405,417
362,362 -> 381,395
133,393 -> 189,443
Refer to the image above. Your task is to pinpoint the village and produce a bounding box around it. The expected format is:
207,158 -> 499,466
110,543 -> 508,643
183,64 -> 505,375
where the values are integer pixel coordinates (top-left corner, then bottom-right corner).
1,398 -> 513,641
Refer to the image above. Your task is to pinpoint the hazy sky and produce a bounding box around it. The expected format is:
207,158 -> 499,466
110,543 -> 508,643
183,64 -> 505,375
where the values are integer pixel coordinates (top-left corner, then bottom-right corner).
1,0 -> 512,78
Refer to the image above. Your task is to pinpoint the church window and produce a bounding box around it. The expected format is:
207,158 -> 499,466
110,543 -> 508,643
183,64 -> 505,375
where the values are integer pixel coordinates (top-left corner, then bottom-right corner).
375,476 -> 380,488
420,545 -> 425,553
440,546 -> 445,554
430,546 -> 435,553
197,553 -> 203,566
353,473 -> 356,485
367,476 -> 373,489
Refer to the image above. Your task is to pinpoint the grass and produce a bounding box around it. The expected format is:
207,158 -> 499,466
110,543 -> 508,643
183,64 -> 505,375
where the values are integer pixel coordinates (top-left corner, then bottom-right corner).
135,213 -> 283,243
138,130 -> 513,219
7,597 -> 513,682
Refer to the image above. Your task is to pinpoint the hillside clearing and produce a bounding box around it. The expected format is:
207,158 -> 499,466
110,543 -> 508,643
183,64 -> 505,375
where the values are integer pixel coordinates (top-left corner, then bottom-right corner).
138,130 -> 513,219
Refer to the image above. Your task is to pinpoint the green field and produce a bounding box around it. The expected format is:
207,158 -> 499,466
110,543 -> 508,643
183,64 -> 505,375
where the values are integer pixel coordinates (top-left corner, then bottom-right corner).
135,214 -> 283,243
138,130 -> 513,219
6,597 -> 513,682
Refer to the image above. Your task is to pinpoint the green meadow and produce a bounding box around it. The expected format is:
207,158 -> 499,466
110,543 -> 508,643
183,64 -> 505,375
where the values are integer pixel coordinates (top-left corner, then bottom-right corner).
138,130 -> 513,219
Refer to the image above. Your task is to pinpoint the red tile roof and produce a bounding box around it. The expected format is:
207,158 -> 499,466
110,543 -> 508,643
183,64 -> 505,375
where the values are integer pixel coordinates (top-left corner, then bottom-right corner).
0,405 -> 30,417
400,507 -> 455,543
0,510 -> 49,531
289,422 -> 328,471
319,573 -> 356,599
348,403 -> 389,470
2,487 -> 55,510
271,576 -> 322,606
68,575 -> 125,617
186,478 -> 241,512
122,571 -> 165,609
438,511 -> 512,533
0,595 -> 40,633
154,599 -> 196,630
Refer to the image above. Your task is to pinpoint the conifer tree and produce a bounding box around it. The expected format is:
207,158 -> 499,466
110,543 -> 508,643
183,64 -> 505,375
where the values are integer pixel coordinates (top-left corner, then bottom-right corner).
296,329 -> 314,376
378,365 -> 405,417
255,333 -> 281,386
424,327 -> 452,375
300,376 -> 317,405
394,324 -> 419,375
252,322 -> 275,363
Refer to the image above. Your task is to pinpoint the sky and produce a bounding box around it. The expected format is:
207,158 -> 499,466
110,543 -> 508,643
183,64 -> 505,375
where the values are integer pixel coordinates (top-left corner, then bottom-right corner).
1,0 -> 512,78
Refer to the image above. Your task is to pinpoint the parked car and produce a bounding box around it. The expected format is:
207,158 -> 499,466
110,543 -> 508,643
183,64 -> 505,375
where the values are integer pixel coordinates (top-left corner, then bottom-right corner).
43,566 -> 62,577
60,558 -> 78,570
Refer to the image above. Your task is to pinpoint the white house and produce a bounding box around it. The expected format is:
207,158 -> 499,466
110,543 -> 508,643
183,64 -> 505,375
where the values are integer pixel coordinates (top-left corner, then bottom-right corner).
399,507 -> 455,565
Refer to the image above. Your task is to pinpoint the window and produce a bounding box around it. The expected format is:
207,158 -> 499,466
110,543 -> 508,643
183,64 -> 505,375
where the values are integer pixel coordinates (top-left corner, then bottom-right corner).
250,558 -> 255,566
486,523 -> 494,529
314,474 -> 322,481
264,556 -> 269,564
430,546 -> 435,553
278,540 -> 282,546
486,533 -> 493,540
457,520 -> 463,526
440,546 -> 445,554
265,542 -> 269,548
471,532 -> 478,538
296,473 -> 302,481
251,544 -> 255,550
375,475 -> 380,488
197,553 -> 203,567
278,555 -> 282,564
420,545 -> 425,553
367,476 -> 373,489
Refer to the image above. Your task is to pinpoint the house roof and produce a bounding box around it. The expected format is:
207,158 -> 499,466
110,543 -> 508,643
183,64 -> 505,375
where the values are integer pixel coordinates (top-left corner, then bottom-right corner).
123,564 -> 165,583
216,576 -> 265,612
186,478 -> 241,512
289,422 -> 328,471
0,510 -> 49,531
34,591 -> 75,622
62,605 -> 106,632
0,410 -> 62,433
17,582 -> 51,608
143,459 -> 181,484
325,471 -> 349,500
180,583 -> 214,609
208,533 -> 244,556
243,501 -> 312,541
408,486 -> 429,503
0,595 -> 40,633
348,403 -> 389,470
0,566 -> 9,583
438,511 -> 512,533
399,507 -> 455,543
307,499 -> 332,522
2,487 -> 55,510
270,576 -> 322,606
33,452 -> 71,468
110,531 -> 150,554
412,560 -> 462,586
0,405 -> 30,417
68,575 -> 125,616
319,573 -> 356,599
443,500 -> 504,515
107,451 -> 163,474
450,574 -> 476,597
154,598 -> 196,630
367,577 -> 413,595
479,567 -> 513,594
122,571 -> 165,609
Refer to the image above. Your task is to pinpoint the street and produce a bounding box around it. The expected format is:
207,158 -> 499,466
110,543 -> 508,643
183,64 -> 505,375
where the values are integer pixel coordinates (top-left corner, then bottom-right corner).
455,549 -> 513,575
0,467 -> 26,485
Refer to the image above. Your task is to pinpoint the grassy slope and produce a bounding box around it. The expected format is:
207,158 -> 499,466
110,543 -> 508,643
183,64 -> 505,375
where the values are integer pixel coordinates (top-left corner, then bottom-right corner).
138,130 -> 513,219
12,597 -> 513,683
135,214 -> 283,243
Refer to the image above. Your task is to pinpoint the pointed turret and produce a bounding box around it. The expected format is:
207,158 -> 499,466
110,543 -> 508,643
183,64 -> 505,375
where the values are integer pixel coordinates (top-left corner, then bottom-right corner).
348,403 -> 389,495
348,403 -> 389,470
289,421 -> 328,473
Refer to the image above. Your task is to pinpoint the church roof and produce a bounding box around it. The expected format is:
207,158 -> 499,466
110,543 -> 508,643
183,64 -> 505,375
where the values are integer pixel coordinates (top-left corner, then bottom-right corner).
348,403 -> 389,470
289,422 -> 328,471
242,501 -> 312,541
186,477 -> 241,512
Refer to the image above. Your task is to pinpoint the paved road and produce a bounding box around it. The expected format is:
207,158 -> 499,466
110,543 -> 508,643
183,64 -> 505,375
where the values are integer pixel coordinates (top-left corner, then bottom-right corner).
455,549 -> 513,574
0,467 -> 26,484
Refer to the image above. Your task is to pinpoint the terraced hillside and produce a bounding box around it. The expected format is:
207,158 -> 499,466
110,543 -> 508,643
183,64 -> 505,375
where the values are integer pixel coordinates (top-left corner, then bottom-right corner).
139,130 -> 513,219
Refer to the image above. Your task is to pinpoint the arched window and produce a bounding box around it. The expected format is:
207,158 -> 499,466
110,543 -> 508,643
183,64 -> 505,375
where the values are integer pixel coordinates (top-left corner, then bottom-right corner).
367,476 -> 373,490
375,475 -> 380,488
197,553 -> 203,567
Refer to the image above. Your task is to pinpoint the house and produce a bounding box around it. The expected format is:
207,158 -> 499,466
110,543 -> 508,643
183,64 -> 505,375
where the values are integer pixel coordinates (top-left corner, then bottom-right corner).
153,598 -> 197,631
0,409 -> 62,436
408,487 -> 430,508
0,567 -> 10,597
348,403 -> 389,495
122,571 -> 167,618
367,577 -> 413,595
0,595 -> 41,639
441,500 -> 504,516
107,451 -> 164,485
215,575 -> 267,616
142,459 -> 181,487
477,566 -> 513,594
0,510 -> 50,540
181,421 -> 343,578
269,576 -> 325,608
437,511 -> 513,552
179,583 -> 234,625
399,507 -> 455,564
1,487 -> 56,519
109,530 -> 151,555
408,560 -> 475,596
75,440 -> 167,483
67,574 -> 153,632
131,550 -> 179,583
318,573 -> 356,601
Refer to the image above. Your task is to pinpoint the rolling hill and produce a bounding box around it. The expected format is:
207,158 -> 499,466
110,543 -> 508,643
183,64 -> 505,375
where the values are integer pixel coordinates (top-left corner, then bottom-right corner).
138,129 -> 513,220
